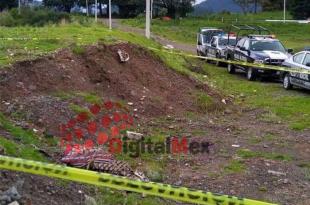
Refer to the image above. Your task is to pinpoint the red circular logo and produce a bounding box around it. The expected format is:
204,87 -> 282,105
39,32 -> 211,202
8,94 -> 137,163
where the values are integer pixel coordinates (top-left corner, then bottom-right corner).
59,101 -> 134,155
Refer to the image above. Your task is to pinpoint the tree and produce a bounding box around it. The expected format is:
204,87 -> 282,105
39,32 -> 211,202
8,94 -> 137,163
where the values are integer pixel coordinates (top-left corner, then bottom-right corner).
233,0 -> 255,14
43,0 -> 76,12
290,0 -> 310,19
261,0 -> 284,11
154,0 -> 195,18
0,0 -> 18,11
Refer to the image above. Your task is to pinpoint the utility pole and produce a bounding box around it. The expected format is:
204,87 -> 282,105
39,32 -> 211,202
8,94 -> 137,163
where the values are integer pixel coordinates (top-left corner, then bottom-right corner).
18,0 -> 21,14
86,0 -> 89,16
109,0 -> 112,30
95,0 -> 98,22
145,0 -> 151,38
254,0 -> 257,14
151,0 -> 153,19
283,0 -> 286,23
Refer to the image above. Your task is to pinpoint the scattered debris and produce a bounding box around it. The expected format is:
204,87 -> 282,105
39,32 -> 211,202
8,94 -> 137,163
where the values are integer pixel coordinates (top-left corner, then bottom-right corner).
126,131 -> 143,140
267,170 -> 286,176
0,186 -> 21,205
163,44 -> 174,49
117,49 -> 130,63
232,144 -> 240,148
85,195 -> 97,205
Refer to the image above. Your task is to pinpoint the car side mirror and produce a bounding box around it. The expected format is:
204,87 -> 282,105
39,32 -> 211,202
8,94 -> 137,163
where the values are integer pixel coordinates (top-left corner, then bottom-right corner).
240,47 -> 247,51
198,41 -> 202,45
287,48 -> 294,54
306,63 -> 310,67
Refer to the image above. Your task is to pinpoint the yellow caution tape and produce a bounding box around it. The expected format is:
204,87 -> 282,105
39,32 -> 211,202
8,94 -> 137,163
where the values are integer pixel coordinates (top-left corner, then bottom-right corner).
0,37 -> 80,41
0,155 -> 277,205
149,47 -> 310,75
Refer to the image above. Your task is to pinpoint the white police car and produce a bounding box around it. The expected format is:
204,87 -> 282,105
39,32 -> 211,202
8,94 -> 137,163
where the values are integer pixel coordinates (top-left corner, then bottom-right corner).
282,48 -> 310,90
197,27 -> 224,56
206,34 -> 237,66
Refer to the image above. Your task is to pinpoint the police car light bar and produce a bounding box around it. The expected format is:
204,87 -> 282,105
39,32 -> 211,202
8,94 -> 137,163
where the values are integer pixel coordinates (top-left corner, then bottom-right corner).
248,35 -> 274,39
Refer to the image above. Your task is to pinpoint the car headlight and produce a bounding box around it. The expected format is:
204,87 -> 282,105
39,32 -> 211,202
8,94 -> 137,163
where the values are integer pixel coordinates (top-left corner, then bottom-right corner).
254,60 -> 264,64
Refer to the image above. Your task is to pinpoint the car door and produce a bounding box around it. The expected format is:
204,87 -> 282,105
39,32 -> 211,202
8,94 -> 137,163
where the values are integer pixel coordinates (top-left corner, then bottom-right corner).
208,37 -> 217,57
289,52 -> 306,85
300,53 -> 310,88
197,33 -> 203,53
234,38 -> 246,62
240,39 -> 250,62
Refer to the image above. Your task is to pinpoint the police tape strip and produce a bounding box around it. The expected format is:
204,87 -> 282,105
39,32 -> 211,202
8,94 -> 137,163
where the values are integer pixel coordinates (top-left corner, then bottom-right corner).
0,155 -> 277,205
0,37 -> 82,41
148,47 -> 310,75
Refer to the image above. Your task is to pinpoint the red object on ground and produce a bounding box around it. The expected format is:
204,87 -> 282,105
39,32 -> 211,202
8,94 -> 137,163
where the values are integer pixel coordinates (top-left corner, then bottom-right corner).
162,16 -> 172,21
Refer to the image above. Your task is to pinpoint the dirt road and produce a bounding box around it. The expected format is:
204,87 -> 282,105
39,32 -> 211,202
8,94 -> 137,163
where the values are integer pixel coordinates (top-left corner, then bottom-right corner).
102,18 -> 196,54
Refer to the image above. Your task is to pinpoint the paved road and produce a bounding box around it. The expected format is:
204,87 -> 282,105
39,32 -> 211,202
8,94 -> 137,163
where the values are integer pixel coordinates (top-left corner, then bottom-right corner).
102,19 -> 196,54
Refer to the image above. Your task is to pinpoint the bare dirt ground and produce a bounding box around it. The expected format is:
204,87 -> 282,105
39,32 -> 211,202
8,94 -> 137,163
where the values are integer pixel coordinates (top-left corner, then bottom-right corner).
0,39 -> 309,205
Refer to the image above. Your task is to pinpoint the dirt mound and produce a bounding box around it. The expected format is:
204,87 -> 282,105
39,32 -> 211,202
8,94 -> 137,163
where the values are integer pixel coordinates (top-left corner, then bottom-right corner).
0,43 -> 224,117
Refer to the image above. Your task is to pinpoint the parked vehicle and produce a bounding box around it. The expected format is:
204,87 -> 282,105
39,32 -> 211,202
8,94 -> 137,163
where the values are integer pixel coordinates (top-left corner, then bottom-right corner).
196,27 -> 224,56
282,48 -> 310,90
206,34 -> 237,66
226,25 -> 293,81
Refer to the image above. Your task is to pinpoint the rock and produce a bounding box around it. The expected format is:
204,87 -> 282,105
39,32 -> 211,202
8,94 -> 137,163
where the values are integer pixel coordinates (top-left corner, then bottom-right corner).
232,144 -> 240,148
126,131 -> 143,140
175,180 -> 182,186
85,195 -> 97,205
8,201 -> 19,205
127,102 -> 133,106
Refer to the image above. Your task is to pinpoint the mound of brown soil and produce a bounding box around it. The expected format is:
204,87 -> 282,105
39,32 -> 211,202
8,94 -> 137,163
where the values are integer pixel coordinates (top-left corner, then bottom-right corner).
0,43 -> 225,134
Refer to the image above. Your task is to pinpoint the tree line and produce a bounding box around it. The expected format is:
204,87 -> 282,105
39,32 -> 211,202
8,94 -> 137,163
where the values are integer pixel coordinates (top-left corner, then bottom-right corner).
233,0 -> 309,19
0,0 -> 309,19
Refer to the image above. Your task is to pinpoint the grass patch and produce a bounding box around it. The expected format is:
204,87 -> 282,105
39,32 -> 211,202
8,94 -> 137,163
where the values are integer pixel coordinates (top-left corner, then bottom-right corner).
195,92 -> 221,113
201,62 -> 310,130
96,188 -> 169,205
69,103 -> 90,114
76,92 -> 102,104
237,149 -> 292,161
224,160 -> 246,174
71,44 -> 86,55
0,112 -> 39,145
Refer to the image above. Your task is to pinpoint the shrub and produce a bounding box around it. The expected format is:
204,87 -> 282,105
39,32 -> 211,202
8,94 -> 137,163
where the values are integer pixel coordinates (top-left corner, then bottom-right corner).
0,7 -> 70,27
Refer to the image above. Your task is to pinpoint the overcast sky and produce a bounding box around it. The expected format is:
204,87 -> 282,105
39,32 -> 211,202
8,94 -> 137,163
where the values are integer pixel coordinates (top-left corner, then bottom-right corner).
195,0 -> 206,5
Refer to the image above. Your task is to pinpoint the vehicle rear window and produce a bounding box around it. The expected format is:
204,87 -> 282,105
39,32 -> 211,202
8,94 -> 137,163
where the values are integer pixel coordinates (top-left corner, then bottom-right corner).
303,54 -> 310,66
219,38 -> 237,46
293,53 -> 305,64
202,30 -> 223,44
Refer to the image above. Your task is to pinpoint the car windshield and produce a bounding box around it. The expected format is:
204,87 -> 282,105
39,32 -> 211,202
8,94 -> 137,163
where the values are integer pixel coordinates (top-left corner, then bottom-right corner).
250,40 -> 286,52
202,30 -> 223,44
219,38 -> 237,46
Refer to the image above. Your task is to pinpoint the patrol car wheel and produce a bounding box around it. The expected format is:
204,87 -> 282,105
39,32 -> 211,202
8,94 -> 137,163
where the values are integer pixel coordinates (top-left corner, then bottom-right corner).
247,68 -> 257,81
215,54 -> 222,67
227,63 -> 235,74
283,73 -> 293,90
